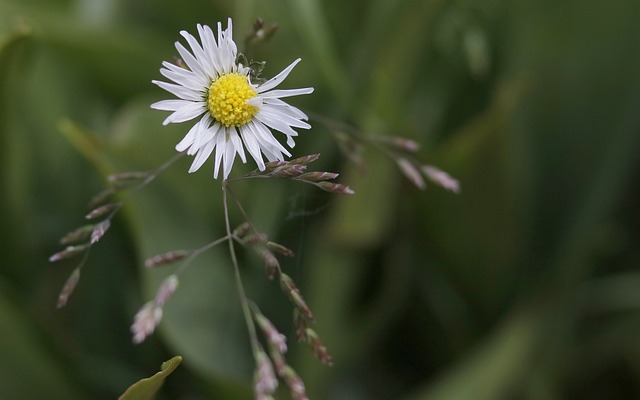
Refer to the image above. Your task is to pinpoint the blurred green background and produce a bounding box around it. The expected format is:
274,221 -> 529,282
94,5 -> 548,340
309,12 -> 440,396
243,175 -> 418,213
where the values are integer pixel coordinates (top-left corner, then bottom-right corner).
1,0 -> 640,399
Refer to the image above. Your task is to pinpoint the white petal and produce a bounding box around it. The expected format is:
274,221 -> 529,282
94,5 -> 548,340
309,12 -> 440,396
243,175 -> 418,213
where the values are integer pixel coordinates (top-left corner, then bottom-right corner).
222,136 -> 237,180
257,58 -> 302,93
239,126 -> 265,170
181,28 -> 215,76
257,105 -> 311,129
191,114 -> 217,152
189,139 -> 215,173
216,19 -> 237,75
187,122 -> 217,156
213,130 -> 227,179
254,112 -> 299,137
175,41 -> 209,80
245,97 -> 263,107
260,102 -> 311,125
248,120 -> 291,157
176,114 -> 209,152
244,120 -> 279,161
286,135 -> 296,148
263,98 -> 309,120
160,67 -> 206,92
162,102 -> 207,125
226,18 -> 233,41
229,128 -> 246,163
217,21 -> 223,45
153,80 -> 203,101
161,61 -> 210,87
259,88 -> 314,99
199,24 -> 224,75
151,99 -> 193,111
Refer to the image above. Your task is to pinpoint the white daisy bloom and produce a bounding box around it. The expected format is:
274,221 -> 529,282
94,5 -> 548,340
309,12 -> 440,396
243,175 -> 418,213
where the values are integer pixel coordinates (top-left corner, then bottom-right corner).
151,18 -> 314,180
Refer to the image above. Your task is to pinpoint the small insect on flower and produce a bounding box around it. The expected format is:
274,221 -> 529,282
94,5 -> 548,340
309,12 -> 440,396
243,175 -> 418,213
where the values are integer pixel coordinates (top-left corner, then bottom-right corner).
151,18 -> 314,180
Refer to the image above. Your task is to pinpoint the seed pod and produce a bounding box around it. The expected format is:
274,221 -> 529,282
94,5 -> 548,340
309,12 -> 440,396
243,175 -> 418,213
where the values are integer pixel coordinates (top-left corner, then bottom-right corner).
270,164 -> 306,177
315,181 -> 355,195
297,171 -> 339,182
266,241 -> 295,258
155,275 -> 179,306
305,328 -> 333,366
389,137 -> 420,152
288,153 -> 320,165
144,250 -> 190,268
263,160 -> 286,171
89,188 -> 115,208
258,247 -> 279,279
421,165 -> 461,193
254,350 -> 278,399
280,274 -> 314,321
57,268 -> 81,308
233,222 -> 251,238
85,202 -> 120,220
243,232 -> 268,245
293,309 -> 308,342
280,365 -> 308,400
397,158 -> 425,190
90,220 -> 111,244
253,311 -> 287,354
130,301 -> 163,344
49,244 -> 89,262
59,225 -> 94,245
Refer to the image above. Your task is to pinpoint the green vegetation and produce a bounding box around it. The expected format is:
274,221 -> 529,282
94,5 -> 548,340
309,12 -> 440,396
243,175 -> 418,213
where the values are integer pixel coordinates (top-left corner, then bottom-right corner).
1,0 -> 639,398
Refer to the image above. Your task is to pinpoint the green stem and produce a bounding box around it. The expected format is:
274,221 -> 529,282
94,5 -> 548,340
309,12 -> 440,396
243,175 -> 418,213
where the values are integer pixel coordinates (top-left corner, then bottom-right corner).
173,234 -> 231,277
222,181 -> 261,358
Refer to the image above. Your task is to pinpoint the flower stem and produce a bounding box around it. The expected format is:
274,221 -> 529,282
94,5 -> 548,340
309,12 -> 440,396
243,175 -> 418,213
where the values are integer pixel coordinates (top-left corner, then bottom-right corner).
222,181 -> 261,358
173,234 -> 231,277
225,185 -> 261,237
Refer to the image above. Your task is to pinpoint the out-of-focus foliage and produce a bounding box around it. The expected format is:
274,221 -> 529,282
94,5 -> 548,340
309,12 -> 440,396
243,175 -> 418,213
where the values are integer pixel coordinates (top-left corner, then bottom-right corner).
1,0 -> 639,399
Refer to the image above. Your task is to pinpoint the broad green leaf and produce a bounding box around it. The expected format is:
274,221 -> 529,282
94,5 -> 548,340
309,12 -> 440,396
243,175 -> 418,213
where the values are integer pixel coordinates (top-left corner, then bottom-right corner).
0,27 -> 32,285
405,307 -> 541,400
119,356 -> 182,400
418,79 -> 527,316
285,0 -> 349,103
327,148 -> 398,247
62,100 -> 253,389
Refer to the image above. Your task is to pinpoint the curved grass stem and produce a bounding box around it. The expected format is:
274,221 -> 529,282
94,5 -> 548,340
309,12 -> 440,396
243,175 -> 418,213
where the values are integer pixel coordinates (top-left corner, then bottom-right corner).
222,181 -> 261,359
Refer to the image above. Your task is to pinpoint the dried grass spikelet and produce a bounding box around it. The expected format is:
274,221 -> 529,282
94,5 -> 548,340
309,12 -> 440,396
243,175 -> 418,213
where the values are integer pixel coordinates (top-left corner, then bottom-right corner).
304,328 -> 333,366
144,250 -> 191,268
280,365 -> 309,400
131,301 -> 163,344
254,350 -> 278,400
59,225 -> 94,245
279,273 -> 314,321
253,307 -> 288,354
49,244 -> 89,262
57,268 -> 81,308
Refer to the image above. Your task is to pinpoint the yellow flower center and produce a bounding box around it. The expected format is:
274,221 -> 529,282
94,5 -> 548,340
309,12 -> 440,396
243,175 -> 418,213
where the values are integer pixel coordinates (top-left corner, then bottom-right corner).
207,73 -> 258,127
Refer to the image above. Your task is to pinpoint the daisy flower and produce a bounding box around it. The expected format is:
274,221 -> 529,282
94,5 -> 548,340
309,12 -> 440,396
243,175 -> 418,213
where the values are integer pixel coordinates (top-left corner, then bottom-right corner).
151,18 -> 314,180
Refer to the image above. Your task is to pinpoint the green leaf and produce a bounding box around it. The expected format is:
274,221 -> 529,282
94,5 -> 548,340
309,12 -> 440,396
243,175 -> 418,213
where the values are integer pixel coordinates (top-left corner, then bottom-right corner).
417,78 -> 529,317
405,307 -> 542,400
0,0 -> 166,98
0,282 -> 84,400
284,0 -> 349,103
327,148 -> 398,248
118,356 -> 182,400
68,100 -> 253,388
